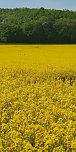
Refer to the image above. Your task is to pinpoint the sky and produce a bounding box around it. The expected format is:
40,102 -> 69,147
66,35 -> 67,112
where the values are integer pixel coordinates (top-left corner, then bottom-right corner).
0,0 -> 76,11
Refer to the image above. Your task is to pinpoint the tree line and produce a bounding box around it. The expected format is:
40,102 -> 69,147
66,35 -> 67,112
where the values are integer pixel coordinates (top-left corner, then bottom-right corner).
0,8 -> 76,44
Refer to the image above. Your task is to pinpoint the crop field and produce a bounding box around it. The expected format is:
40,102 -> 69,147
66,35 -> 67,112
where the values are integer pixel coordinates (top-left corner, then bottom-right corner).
0,45 -> 76,152
0,45 -> 76,69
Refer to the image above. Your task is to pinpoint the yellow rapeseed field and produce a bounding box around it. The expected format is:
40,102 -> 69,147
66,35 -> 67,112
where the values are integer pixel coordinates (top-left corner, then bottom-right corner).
0,45 -> 76,69
0,45 -> 76,152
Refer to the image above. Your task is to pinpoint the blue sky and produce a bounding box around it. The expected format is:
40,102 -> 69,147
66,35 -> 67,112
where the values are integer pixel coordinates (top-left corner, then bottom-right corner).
0,0 -> 76,11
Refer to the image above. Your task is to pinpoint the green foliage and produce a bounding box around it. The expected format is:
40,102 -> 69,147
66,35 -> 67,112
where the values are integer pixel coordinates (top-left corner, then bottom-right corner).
0,8 -> 76,43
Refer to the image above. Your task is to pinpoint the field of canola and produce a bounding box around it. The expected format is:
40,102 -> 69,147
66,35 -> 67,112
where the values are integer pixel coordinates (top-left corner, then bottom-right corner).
0,45 -> 76,152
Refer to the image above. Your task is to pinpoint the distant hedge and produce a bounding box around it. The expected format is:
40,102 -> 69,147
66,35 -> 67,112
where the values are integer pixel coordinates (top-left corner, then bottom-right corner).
0,8 -> 76,44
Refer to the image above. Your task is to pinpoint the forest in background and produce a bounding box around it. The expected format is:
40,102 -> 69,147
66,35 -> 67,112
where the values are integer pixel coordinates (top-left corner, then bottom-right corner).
0,8 -> 76,44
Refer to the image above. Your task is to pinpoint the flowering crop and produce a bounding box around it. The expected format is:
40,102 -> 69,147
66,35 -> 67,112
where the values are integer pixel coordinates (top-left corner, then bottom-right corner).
0,45 -> 76,151
0,67 -> 76,152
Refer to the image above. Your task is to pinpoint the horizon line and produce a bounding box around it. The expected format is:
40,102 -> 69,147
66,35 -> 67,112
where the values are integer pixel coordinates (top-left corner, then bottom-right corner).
0,7 -> 76,11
